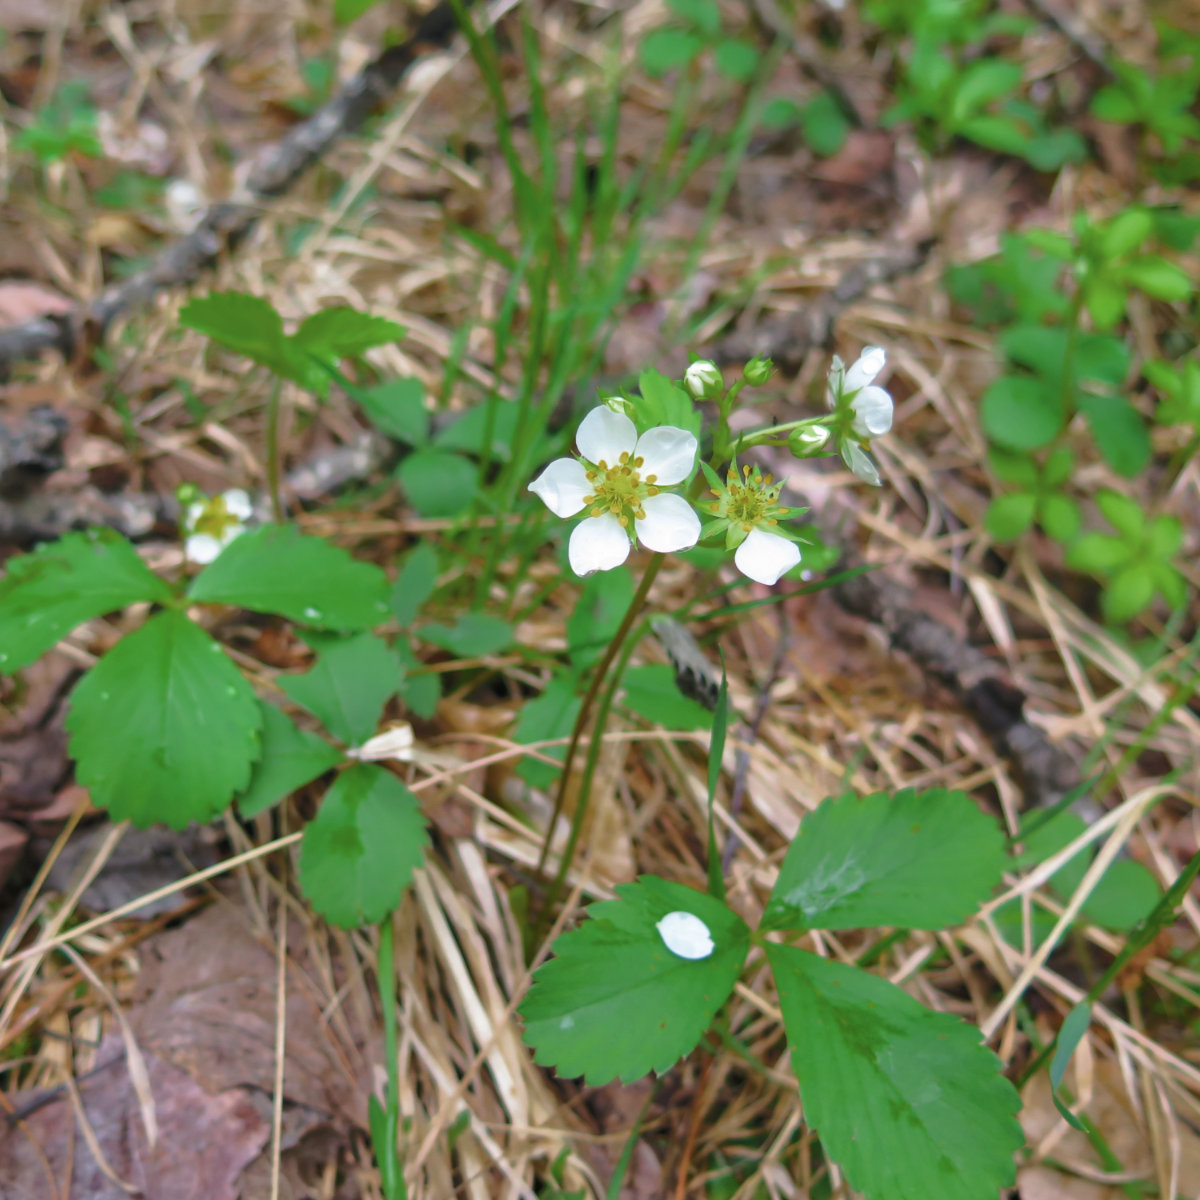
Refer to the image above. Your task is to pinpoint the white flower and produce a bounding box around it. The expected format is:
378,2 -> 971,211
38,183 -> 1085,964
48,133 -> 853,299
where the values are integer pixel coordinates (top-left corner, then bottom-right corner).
828,346 -> 893,438
789,425 -> 831,453
684,360 -> 723,400
529,406 -> 700,576
348,724 -> 414,763
656,911 -> 714,960
184,488 -> 253,564
734,528 -> 801,585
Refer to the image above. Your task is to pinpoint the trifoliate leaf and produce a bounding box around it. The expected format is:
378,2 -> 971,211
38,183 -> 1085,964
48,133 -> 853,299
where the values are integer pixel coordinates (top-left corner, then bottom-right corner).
391,541 -> 439,627
635,369 -> 702,441
359,377 -> 429,445
66,611 -> 261,828
419,613 -> 513,657
238,702 -> 342,818
0,530 -> 174,673
521,877 -> 750,1085
981,374 -> 1062,449
768,944 -> 1022,1200
620,664 -> 714,731
187,524 -> 390,630
299,763 -> 427,927
762,788 -> 1007,933
293,306 -> 405,358
514,674 -> 582,789
180,292 -> 287,368
395,450 -> 479,518
279,632 -> 401,747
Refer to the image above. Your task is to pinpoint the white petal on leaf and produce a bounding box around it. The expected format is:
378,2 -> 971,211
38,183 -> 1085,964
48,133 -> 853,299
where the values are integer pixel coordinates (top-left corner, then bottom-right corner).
569,514 -> 631,575
634,425 -> 697,485
576,405 -> 637,465
529,458 -> 593,518
851,385 -> 894,437
734,528 -> 802,585
635,493 -> 701,553
656,911 -> 714,960
843,345 -> 886,393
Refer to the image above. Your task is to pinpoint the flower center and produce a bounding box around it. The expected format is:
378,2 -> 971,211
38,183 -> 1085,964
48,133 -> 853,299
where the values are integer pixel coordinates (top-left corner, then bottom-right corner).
582,451 -> 661,527
193,494 -> 242,540
709,465 -> 784,532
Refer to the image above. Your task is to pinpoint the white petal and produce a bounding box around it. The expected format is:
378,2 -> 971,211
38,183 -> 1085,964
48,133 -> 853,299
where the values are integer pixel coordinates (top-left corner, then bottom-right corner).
734,528 -> 802,585
844,346 -> 886,393
850,386 -> 894,437
635,493 -> 700,554
568,514 -> 631,575
576,405 -> 637,466
529,458 -> 592,518
350,724 -> 414,763
185,501 -> 205,530
825,354 -> 846,409
186,533 -> 224,564
222,489 -> 254,520
842,441 -> 882,486
634,425 -> 697,485
656,911 -> 714,960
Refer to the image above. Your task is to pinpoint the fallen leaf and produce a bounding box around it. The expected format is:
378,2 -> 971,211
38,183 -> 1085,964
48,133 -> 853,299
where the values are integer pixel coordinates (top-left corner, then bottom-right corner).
0,280 -> 74,327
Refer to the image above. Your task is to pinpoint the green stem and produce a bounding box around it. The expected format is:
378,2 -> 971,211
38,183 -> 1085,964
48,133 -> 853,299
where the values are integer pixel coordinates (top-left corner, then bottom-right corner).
375,914 -> 404,1199
535,553 -> 666,880
265,376 -> 284,524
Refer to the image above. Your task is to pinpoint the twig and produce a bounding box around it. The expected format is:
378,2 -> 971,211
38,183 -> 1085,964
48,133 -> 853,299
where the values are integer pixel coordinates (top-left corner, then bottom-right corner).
0,1 -> 462,379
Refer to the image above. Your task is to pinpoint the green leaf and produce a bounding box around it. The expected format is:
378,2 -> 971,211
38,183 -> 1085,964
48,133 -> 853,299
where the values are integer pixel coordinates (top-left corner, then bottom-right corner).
395,640 -> 441,719
520,876 -> 750,1084
760,97 -> 802,129
1074,334 -> 1132,386
667,0 -> 720,34
1091,85 -> 1138,123
391,542 -> 439,627
801,90 -> 850,157
1050,1002 -> 1091,1130
66,611 -> 261,829
1023,129 -> 1087,171
1041,446 -> 1075,487
1065,533 -> 1128,575
334,0 -> 383,21
514,674 -> 582,789
958,114 -> 1028,155
950,59 -> 1021,120
1103,567 -> 1156,622
1039,494 -> 1081,543
982,375 -> 1063,449
620,664 -> 714,731
713,40 -> 759,84
1083,276 -> 1129,330
0,530 -> 173,673
1147,515 -> 1182,558
768,944 -> 1022,1200
293,306 -> 405,361
1095,489 -> 1145,538
987,447 -> 1038,487
763,788 -> 1007,933
1098,209 -> 1153,260
299,763 -> 428,928
188,524 -> 389,630
395,451 -> 479,518
568,567 -> 633,669
280,631 -> 400,747
635,369 -> 702,442
238,702 -> 342,818
358,378 -> 429,445
985,492 -> 1036,541
1081,858 -> 1160,929
639,28 -> 705,76
179,292 -> 291,376
419,613 -> 513,657
432,401 -> 528,462
1120,255 -> 1193,302
1078,394 -> 1151,477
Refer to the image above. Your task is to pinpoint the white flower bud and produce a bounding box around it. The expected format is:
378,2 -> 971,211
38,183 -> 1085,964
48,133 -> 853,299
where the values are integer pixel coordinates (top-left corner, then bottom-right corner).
684,360 -> 723,401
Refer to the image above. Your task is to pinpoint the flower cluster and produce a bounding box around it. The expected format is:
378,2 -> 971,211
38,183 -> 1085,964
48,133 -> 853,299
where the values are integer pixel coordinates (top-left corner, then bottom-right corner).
528,346 -> 895,582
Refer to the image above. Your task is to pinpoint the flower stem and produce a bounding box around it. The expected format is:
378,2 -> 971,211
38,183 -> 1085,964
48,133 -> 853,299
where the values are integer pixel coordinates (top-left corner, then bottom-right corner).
265,376 -> 284,524
535,551 -> 665,880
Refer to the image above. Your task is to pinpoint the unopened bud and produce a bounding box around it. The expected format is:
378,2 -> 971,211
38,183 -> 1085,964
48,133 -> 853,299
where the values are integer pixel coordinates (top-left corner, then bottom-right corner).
788,426 -> 831,455
743,356 -> 776,386
684,360 -> 723,401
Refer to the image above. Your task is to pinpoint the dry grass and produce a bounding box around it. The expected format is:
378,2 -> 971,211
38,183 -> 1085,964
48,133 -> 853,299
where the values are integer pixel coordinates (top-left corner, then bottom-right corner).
0,0 -> 1197,1197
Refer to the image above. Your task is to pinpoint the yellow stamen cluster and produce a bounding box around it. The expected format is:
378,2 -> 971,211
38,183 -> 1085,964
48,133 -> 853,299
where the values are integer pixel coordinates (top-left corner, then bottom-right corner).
709,464 -> 784,532
581,451 -> 661,529
193,493 -> 241,539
